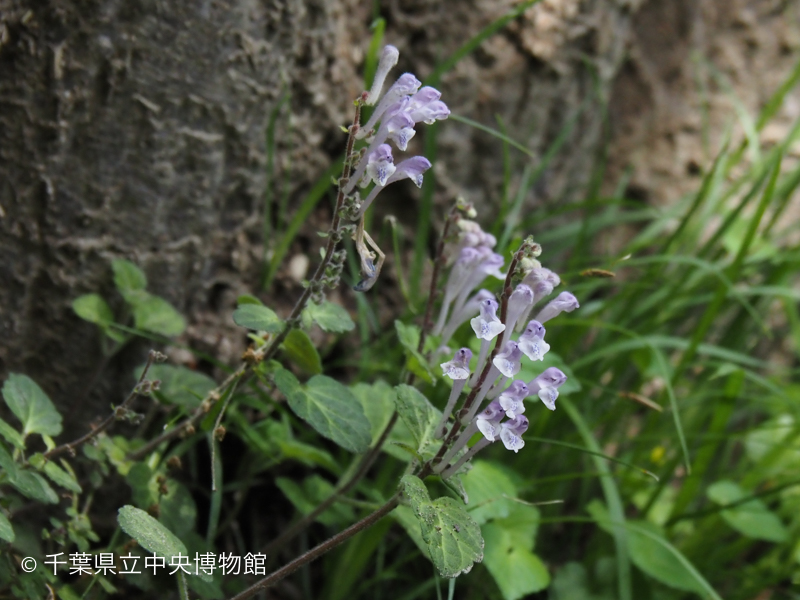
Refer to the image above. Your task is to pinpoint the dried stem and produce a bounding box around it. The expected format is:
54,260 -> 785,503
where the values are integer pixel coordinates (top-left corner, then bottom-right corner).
44,350 -> 160,460
227,494 -> 400,600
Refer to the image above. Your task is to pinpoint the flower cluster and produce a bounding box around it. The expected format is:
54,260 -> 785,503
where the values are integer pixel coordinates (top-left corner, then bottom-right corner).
343,45 -> 449,220
433,220 -> 579,478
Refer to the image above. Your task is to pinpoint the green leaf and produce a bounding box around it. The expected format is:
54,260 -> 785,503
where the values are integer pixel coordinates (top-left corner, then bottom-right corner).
160,482 -> 198,539
275,475 -> 354,526
0,511 -> 14,543
400,475 -> 483,578
2,373 -> 62,437
130,292 -> 186,336
588,500 -> 708,596
462,461 -> 517,525
351,381 -> 396,445
72,294 -> 115,328
303,301 -> 356,332
394,384 -> 441,460
482,512 -> 550,599
395,321 -> 435,382
0,417 -> 24,450
707,480 -> 788,542
282,329 -> 322,374
236,294 -> 263,306
42,459 -> 82,493
142,365 -> 215,410
392,505 -> 428,555
112,259 -> 148,297
273,369 -> 371,453
10,469 -> 59,504
117,505 -> 188,561
232,304 -> 283,333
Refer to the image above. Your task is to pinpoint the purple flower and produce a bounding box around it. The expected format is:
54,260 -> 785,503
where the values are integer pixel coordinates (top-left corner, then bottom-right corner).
476,400 -> 505,441
363,144 -> 396,187
409,100 -> 450,125
500,415 -> 529,452
470,298 -> 505,341
498,380 -> 529,419
528,367 -> 568,411
440,348 -> 472,380
386,156 -> 431,187
492,341 -> 523,378
518,319 -> 550,361
535,291 -> 579,324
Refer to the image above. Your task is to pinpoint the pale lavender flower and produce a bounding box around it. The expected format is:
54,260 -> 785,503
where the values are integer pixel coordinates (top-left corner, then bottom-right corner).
500,415 -> 529,453
518,319 -> 550,361
436,348 -> 473,439
535,291 -> 579,324
358,72 -> 422,137
440,348 -> 472,380
435,248 -> 482,335
492,341 -> 523,378
355,156 -> 432,218
499,283 -> 534,347
476,400 -> 505,442
450,250 -> 505,317
438,288 -> 494,343
528,367 -> 568,411
365,45 -> 399,105
498,380 -> 529,419
408,100 -> 450,125
470,298 -> 505,341
362,144 -> 396,187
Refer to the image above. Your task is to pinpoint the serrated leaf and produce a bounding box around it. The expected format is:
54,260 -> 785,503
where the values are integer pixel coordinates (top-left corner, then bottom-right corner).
72,294 -> 115,328
273,369 -> 371,453
141,364 -> 215,410
0,417 -> 24,450
130,292 -> 186,336
394,385 -> 441,460
303,301 -> 355,332
395,321 -> 434,382
282,329 -> 322,374
707,480 -> 788,542
232,304 -> 283,333
400,475 -> 483,578
112,259 -> 147,297
0,511 -> 14,543
2,374 -> 62,437
118,505 -> 187,560
462,461 -> 517,525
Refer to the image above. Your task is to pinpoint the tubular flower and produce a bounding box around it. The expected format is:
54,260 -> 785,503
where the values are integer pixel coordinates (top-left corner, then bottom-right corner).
517,320 -> 549,361
500,415 -> 529,453
497,380 -> 529,419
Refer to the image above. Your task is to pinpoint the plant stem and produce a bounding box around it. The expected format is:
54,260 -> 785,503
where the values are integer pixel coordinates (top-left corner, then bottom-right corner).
44,350 -> 160,460
228,494 -> 400,600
